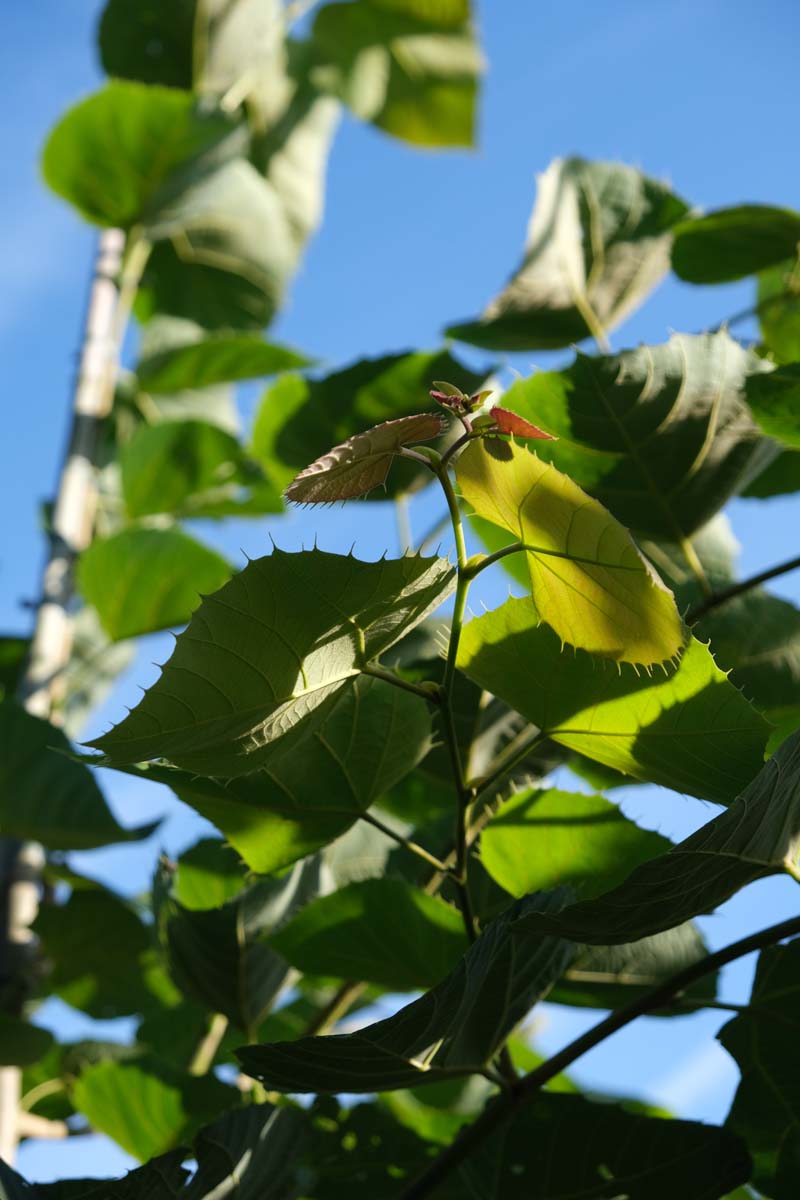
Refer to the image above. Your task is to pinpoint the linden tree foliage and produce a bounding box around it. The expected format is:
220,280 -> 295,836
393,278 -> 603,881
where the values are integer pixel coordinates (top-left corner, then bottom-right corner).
7,2 -> 800,1198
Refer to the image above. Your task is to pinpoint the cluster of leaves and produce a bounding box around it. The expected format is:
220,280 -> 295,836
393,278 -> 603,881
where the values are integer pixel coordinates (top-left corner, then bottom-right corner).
5,1 -> 800,1198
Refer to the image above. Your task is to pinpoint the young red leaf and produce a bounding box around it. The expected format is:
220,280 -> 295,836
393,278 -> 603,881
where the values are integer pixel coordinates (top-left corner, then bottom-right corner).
285,412 -> 445,504
490,406 -> 556,439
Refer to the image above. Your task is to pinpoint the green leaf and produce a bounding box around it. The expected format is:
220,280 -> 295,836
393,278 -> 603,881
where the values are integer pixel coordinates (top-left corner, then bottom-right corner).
130,317 -> 241,432
446,157 -> 689,349
671,204 -> 800,283
124,675 -> 432,873
746,362 -> 800,447
41,82 -> 232,228
741,448 -> 800,499
173,838 -> 247,910
458,1092 -> 750,1199
251,350 -> 486,498
88,548 -> 453,776
0,635 -> 29,696
34,888 -> 162,1019
480,787 -> 671,900
237,890 -> 574,1093
71,1057 -> 235,1162
696,592 -> 800,713
186,1104 -> 310,1200
77,526 -> 232,641
514,729 -> 800,946
286,412 -> 445,503
271,879 -> 467,990
159,858 -> 323,1033
495,332 -> 774,541
137,334 -> 310,393
758,258 -> 800,363
549,922 -> 716,1013
719,940 -> 800,1196
309,0 -> 481,148
0,1015 -> 54,1067
0,700 -> 155,850
98,0 -> 195,88
456,437 -> 685,665
457,598 -> 769,804
120,421 -> 280,519
0,1153 -> 189,1200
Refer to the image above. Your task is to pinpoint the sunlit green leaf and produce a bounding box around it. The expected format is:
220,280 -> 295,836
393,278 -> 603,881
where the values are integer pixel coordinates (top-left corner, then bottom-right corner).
457,598 -> 769,804
271,879 -> 467,990
88,548 -> 453,776
77,526 -> 232,641
309,0 -> 482,147
71,1057 -> 235,1162
514,729 -> 800,945
122,676 -> 432,873
741,448 -> 800,499
458,1092 -> 750,1198
719,940 -> 800,1197
41,82 -> 232,228
758,257 -> 800,363
746,362 -> 800,447
456,437 -> 685,665
172,838 -> 247,911
238,890 -> 574,1093
137,334 -> 309,393
447,158 -> 689,349
480,788 -> 671,900
0,700 -> 155,849
494,332 -> 774,541
251,350 -> 485,498
672,204 -> 800,283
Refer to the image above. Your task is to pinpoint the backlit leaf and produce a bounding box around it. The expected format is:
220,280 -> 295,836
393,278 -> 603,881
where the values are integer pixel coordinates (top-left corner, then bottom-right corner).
456,437 -> 685,665
758,257 -> 800,363
447,158 -> 689,349
77,526 -> 232,641
137,333 -> 309,393
514,729 -> 800,945
457,598 -> 769,804
238,890 -> 574,1093
286,412 -> 445,503
495,332 -> 775,541
88,548 -> 453,777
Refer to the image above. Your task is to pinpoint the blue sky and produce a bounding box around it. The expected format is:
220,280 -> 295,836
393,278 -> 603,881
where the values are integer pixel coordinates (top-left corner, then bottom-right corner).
3,0 -> 800,1182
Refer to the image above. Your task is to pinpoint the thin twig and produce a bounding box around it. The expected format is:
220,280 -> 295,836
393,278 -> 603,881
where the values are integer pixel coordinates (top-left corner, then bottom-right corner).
687,553 -> 800,622
189,1012 -> 229,1076
398,913 -> 800,1200
360,811 -> 451,874
361,663 -> 439,702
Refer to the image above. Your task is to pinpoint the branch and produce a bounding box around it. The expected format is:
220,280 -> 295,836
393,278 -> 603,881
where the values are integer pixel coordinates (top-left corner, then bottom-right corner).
398,912 -> 800,1200
687,553 -> 800,622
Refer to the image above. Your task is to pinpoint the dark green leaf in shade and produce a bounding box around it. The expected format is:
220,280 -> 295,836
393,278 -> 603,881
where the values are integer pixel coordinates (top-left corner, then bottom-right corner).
285,412 -> 446,503
457,599 -> 769,804
480,788 -> 671,900
549,922 -> 717,1014
119,420 -> 280,520
446,157 -> 689,350
88,548 -> 453,777
137,334 -> 310,393
0,700 -> 156,849
270,879 -> 467,990
493,331 -> 775,541
34,888 -> 163,1019
184,1103 -> 310,1200
741,448 -> 800,499
237,889 -> 575,1093
758,257 -> 800,363
124,676 -> 432,873
98,0 -> 196,88
77,526 -> 232,642
0,635 -> 29,696
0,1014 -> 54,1067
251,349 -> 486,498
457,1092 -> 750,1199
513,729 -> 800,946
745,362 -> 800,447
695,591 -> 800,714
71,1057 -> 235,1162
172,838 -> 247,910
158,857 -> 323,1033
456,436 -> 685,666
0,1152 -> 189,1199
309,0 -> 482,148
671,204 -> 800,283
718,940 -> 800,1197
41,82 -> 233,228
